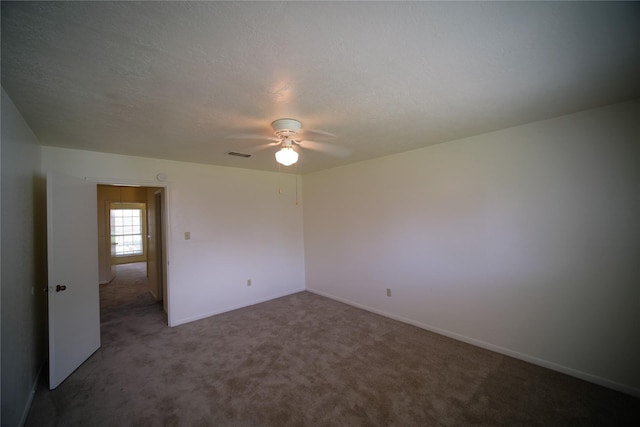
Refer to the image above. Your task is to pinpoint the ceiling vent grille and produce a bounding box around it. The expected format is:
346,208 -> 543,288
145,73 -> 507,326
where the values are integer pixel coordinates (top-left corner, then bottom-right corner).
226,151 -> 251,158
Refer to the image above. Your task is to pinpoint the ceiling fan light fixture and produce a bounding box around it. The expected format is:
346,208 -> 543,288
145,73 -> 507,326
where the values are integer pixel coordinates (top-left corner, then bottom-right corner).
275,146 -> 299,166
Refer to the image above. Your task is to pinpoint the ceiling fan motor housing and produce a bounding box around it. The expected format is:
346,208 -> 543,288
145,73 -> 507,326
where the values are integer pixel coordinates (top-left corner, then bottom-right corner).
271,118 -> 302,137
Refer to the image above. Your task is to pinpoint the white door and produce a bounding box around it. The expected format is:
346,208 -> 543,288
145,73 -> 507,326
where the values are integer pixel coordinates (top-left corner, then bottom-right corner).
47,172 -> 101,389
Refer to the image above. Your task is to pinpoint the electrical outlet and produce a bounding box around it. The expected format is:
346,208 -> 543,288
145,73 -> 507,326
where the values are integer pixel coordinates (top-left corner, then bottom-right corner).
386,288 -> 391,297
247,279 -> 252,286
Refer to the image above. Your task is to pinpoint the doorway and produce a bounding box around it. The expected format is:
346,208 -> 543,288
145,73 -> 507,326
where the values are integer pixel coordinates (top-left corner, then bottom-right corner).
97,185 -> 168,321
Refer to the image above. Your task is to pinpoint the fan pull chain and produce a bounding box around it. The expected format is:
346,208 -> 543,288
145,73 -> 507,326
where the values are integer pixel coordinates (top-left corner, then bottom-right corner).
295,163 -> 299,206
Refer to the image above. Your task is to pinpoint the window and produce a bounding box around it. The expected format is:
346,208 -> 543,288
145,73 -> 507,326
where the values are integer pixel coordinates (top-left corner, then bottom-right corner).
110,203 -> 146,259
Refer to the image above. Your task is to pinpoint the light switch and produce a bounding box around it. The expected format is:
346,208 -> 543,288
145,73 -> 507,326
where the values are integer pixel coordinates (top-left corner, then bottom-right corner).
185,231 -> 190,240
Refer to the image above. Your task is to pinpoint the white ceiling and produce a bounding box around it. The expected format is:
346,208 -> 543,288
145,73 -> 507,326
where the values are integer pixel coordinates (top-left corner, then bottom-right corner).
2,1 -> 639,174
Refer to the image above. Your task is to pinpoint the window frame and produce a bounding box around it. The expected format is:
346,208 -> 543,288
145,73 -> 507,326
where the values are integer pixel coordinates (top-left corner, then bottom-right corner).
109,202 -> 147,264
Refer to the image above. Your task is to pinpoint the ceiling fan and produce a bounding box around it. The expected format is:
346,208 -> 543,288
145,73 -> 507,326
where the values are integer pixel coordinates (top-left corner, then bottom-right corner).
228,118 -> 348,166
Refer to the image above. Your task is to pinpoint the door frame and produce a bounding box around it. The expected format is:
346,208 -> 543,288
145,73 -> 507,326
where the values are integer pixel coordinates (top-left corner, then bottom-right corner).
154,190 -> 168,313
88,177 -> 173,326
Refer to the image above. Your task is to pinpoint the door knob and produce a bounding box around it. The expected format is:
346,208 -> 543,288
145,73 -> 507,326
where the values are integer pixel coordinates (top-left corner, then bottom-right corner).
56,284 -> 67,292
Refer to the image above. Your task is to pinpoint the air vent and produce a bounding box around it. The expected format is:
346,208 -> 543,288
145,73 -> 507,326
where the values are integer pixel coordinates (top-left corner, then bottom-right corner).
226,151 -> 251,158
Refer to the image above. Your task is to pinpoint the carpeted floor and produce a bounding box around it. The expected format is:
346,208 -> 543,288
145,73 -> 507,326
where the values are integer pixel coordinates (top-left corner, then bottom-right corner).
26,262 -> 639,426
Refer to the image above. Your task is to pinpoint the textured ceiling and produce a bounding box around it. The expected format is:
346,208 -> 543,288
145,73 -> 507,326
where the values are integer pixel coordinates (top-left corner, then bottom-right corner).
2,1 -> 639,174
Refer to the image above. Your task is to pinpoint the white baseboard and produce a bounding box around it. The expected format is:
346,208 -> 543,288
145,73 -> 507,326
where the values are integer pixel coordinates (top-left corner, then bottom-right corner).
306,288 -> 640,398
20,361 -> 45,427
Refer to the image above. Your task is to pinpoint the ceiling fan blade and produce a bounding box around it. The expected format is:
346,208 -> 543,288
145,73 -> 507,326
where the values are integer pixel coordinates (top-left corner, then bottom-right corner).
298,140 -> 350,157
303,128 -> 336,138
225,134 -> 280,142
248,142 -> 280,152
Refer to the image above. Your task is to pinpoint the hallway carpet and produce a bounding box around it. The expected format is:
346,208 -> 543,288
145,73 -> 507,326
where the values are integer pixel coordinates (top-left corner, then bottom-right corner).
26,263 -> 639,426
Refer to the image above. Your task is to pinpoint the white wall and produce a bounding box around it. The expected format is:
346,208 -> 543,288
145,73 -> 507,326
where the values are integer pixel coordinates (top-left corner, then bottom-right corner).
1,89 -> 47,426
41,148 -> 305,326
303,99 -> 640,396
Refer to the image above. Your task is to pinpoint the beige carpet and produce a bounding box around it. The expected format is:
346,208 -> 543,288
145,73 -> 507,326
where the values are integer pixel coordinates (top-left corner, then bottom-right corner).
26,262 -> 639,426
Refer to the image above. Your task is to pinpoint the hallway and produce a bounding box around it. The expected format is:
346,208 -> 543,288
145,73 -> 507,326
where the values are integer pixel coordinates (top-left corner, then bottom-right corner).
100,262 -> 162,324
